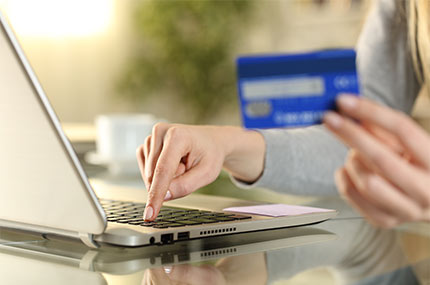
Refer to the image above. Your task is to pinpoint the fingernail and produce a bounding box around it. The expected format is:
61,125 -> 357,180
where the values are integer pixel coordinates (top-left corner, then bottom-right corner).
163,266 -> 172,274
164,190 -> 172,201
338,95 -> 358,110
324,112 -> 343,129
143,205 -> 153,221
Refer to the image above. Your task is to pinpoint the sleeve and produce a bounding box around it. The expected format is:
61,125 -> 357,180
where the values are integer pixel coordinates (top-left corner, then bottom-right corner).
231,0 -> 422,196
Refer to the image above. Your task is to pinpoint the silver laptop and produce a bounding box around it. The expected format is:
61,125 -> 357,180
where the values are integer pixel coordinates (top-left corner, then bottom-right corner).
0,11 -> 337,248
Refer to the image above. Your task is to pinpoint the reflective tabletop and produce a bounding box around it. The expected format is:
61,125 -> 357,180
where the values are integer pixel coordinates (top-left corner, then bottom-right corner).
0,191 -> 429,285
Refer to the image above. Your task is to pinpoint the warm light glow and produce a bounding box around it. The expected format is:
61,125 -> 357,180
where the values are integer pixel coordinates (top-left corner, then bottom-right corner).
1,0 -> 113,38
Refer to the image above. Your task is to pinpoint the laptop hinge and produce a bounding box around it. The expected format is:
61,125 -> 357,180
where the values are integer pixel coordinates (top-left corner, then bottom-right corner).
79,232 -> 99,249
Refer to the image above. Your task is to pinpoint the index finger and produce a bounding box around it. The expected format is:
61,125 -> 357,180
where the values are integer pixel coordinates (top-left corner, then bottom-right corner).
143,129 -> 188,221
336,95 -> 430,168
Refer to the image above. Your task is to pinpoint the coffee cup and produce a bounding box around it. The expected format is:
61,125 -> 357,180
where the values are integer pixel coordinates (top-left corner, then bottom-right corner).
88,113 -> 163,176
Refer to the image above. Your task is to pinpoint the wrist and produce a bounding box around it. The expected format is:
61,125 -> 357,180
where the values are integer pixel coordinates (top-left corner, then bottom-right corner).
220,126 -> 266,183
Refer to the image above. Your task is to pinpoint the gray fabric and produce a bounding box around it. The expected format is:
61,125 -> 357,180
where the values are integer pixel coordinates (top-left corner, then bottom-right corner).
232,0 -> 421,197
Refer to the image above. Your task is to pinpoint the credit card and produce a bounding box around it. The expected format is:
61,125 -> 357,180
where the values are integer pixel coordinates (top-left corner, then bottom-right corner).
236,49 -> 360,129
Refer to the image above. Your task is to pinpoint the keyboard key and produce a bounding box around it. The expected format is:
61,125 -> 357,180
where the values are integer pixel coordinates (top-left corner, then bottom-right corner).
128,221 -> 144,225
189,218 -> 219,224
175,220 -> 203,225
212,217 -> 236,222
163,223 -> 184,227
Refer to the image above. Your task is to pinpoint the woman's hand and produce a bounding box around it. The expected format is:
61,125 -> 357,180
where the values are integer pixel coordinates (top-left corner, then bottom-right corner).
141,253 -> 267,285
323,95 -> 430,227
142,265 -> 225,285
136,123 -> 265,221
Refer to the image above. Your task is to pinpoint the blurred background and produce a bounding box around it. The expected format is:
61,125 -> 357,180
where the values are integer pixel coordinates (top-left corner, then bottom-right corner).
0,0 -> 375,197
0,0 -> 370,125
0,0 -> 377,201
11,0 -> 430,190
7,0 -> 430,197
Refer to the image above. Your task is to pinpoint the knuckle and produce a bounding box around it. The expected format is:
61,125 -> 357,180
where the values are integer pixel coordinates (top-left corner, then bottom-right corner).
144,136 -> 151,152
136,145 -> 144,158
154,164 -> 169,177
144,135 -> 151,144
153,122 -> 167,133
372,152 -> 391,172
152,123 -> 168,139
166,126 -> 181,140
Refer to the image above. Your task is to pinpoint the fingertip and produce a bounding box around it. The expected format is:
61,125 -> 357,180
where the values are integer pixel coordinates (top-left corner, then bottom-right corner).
337,94 -> 359,110
136,144 -> 143,158
143,205 -> 154,221
323,111 -> 343,129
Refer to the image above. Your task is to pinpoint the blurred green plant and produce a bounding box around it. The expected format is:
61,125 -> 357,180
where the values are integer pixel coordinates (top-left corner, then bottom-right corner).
117,0 -> 255,123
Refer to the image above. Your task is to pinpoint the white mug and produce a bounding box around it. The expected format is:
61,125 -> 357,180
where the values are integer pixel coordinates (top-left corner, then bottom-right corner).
93,113 -> 163,176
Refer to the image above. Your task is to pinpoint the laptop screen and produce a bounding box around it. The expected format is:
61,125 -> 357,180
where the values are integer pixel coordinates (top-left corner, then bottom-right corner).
0,12 -> 105,236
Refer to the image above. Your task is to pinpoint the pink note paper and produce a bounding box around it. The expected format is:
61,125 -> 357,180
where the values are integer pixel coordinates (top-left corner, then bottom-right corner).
223,204 -> 334,217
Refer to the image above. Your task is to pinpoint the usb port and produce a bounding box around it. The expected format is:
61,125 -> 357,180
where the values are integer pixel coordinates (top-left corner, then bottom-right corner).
177,231 -> 190,241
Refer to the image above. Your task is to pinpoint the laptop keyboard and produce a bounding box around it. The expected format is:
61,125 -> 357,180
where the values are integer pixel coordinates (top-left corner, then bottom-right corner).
100,199 -> 251,229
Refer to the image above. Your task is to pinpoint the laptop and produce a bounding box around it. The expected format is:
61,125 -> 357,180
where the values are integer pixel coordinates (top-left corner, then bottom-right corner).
0,11 -> 337,248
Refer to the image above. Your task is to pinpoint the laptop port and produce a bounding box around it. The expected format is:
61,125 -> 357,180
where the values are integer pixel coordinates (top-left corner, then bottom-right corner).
177,231 -> 190,241
161,233 -> 174,244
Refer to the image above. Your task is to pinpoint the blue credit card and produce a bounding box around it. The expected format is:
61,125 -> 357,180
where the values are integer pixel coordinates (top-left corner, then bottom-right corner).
236,49 -> 360,129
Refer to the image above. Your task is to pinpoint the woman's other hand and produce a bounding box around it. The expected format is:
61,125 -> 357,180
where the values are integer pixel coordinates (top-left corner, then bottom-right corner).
324,95 -> 430,227
136,124 -> 265,221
